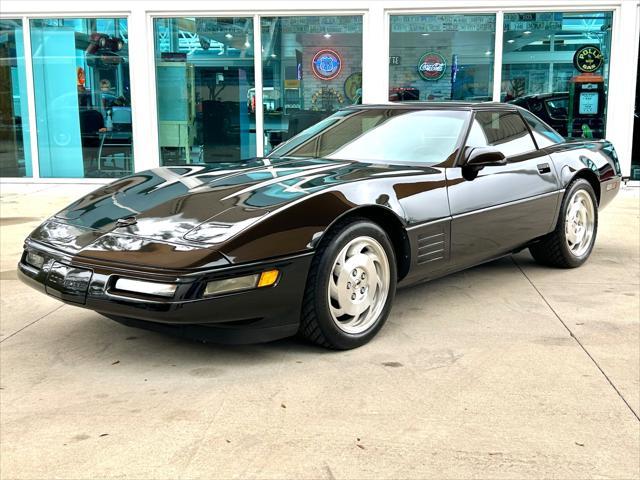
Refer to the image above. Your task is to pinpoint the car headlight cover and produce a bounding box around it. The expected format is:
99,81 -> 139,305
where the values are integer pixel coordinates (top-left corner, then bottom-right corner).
26,250 -> 45,269
204,269 -> 279,297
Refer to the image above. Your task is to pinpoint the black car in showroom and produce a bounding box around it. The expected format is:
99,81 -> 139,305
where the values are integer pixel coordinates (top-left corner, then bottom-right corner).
18,103 -> 622,349
509,92 -> 606,139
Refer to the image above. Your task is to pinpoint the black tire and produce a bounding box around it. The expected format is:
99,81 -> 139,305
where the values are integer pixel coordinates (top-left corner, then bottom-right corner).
529,178 -> 598,268
299,217 -> 397,350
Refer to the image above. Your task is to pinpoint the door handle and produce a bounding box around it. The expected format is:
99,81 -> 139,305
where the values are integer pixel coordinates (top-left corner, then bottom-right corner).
537,163 -> 551,174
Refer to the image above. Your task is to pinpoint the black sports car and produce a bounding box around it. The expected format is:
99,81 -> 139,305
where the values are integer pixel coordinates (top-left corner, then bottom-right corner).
508,93 -> 571,136
508,92 -> 606,140
18,103 -> 622,349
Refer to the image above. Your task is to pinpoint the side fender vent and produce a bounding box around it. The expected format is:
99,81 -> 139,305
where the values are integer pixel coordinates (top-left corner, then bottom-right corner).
416,231 -> 446,265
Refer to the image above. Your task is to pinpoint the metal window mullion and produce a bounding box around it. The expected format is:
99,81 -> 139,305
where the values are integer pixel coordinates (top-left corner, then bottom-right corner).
128,8 -> 159,172
492,10 -> 504,102
21,16 -> 40,179
253,14 -> 264,156
363,5 -> 387,104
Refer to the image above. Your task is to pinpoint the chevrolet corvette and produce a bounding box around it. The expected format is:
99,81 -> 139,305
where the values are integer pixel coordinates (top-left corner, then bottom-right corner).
18,103 -> 622,349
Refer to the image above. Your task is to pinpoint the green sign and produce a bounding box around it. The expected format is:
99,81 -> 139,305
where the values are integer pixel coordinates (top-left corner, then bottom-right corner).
573,45 -> 604,74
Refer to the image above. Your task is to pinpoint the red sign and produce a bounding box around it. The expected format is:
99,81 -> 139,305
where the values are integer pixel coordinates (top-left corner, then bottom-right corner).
418,52 -> 446,81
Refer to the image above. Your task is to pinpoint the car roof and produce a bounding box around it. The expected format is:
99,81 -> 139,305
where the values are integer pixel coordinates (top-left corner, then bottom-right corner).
512,92 -> 569,101
345,101 -> 520,112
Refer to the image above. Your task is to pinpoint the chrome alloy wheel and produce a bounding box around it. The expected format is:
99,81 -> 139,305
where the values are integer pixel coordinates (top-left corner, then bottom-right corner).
327,236 -> 391,334
565,189 -> 595,257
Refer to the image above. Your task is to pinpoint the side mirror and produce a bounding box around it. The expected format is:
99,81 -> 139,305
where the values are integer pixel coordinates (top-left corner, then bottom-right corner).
464,147 -> 507,167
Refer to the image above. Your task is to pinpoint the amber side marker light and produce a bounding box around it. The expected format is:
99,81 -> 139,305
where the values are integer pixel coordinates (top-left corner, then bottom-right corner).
258,269 -> 280,288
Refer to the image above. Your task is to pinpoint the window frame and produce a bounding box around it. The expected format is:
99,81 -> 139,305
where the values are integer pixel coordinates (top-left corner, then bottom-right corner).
456,107 -> 538,165
517,108 -> 565,150
269,106 -> 472,168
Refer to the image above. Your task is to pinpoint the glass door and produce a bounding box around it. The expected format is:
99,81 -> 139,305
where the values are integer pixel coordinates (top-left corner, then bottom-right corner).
153,17 -> 256,165
0,19 -> 32,177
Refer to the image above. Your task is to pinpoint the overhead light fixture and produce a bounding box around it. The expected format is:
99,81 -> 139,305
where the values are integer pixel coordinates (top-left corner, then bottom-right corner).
225,33 -> 233,39
523,30 -> 532,35
270,53 -> 277,58
244,34 -> 251,48
507,39 -> 515,43
323,32 -> 332,39
421,33 -> 430,36
485,50 -> 492,55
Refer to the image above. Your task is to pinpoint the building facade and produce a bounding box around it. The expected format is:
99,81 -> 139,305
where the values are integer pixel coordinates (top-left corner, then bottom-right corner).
1,0 -> 639,183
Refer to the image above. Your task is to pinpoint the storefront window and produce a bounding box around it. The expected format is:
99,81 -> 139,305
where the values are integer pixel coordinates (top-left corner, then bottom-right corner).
261,16 -> 363,154
0,20 -> 32,177
389,14 -> 495,102
502,12 -> 613,139
154,17 -> 255,165
633,36 -> 640,180
30,18 -> 133,178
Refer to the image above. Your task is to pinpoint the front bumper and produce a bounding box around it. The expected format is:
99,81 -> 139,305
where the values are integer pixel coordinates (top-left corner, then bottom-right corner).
17,241 -> 314,344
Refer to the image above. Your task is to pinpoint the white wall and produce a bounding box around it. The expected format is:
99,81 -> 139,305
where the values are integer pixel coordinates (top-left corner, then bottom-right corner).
2,0 -> 639,181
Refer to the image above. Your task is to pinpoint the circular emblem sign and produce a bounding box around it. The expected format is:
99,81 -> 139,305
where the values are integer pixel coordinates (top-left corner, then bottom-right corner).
312,49 -> 343,81
573,45 -> 604,74
343,71 -> 362,102
418,52 -> 446,81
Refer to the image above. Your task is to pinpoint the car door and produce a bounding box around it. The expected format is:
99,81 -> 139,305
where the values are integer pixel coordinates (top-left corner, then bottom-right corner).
446,108 -> 562,268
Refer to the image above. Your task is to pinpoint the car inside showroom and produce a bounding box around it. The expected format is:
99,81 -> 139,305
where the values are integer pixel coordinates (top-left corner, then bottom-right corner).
1,1 -> 639,479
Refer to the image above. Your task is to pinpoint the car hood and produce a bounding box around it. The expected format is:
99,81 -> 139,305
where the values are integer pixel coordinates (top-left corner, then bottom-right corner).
29,157 -> 426,268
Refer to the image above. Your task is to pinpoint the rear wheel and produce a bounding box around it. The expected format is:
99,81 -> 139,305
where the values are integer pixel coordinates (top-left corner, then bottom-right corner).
529,178 -> 598,268
300,218 -> 397,350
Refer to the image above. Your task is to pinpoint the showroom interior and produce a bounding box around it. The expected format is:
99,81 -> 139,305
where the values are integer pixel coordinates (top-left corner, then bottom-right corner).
0,1 -> 638,182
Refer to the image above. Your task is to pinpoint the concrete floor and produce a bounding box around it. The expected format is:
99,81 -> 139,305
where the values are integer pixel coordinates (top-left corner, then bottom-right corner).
0,183 -> 638,479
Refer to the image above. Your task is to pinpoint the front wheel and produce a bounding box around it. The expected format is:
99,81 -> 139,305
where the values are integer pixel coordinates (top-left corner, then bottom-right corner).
529,178 -> 598,268
300,218 -> 397,350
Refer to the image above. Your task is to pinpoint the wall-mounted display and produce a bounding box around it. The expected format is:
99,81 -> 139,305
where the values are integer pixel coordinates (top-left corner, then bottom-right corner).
343,71 -> 362,103
311,49 -> 343,81
573,45 -> 604,74
417,52 -> 447,81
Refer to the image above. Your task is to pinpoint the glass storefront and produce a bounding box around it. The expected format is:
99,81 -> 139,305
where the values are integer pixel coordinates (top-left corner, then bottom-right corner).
0,19 -> 32,177
632,36 -> 640,180
502,12 -> 613,139
154,17 -> 255,165
389,14 -> 495,102
1,6 -> 636,180
261,16 -> 363,154
30,18 -> 133,178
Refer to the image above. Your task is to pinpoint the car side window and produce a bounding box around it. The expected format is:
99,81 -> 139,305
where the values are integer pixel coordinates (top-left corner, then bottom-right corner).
520,109 -> 565,148
466,111 -> 536,158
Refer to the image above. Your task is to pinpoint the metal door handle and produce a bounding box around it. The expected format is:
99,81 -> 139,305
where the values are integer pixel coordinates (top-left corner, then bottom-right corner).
537,163 -> 551,174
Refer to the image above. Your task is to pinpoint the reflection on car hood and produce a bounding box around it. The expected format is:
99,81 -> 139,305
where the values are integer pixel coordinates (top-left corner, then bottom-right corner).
27,157 -> 435,270
29,157 -> 432,267
52,157 -> 346,241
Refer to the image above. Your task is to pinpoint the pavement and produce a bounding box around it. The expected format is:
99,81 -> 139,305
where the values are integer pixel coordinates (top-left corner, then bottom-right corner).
0,182 -> 639,479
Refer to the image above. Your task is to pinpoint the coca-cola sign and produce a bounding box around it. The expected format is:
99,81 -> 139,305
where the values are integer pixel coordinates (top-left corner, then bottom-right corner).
417,52 -> 446,81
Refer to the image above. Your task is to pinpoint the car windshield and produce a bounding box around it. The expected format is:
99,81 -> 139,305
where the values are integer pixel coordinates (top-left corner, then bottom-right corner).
268,108 -> 469,166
